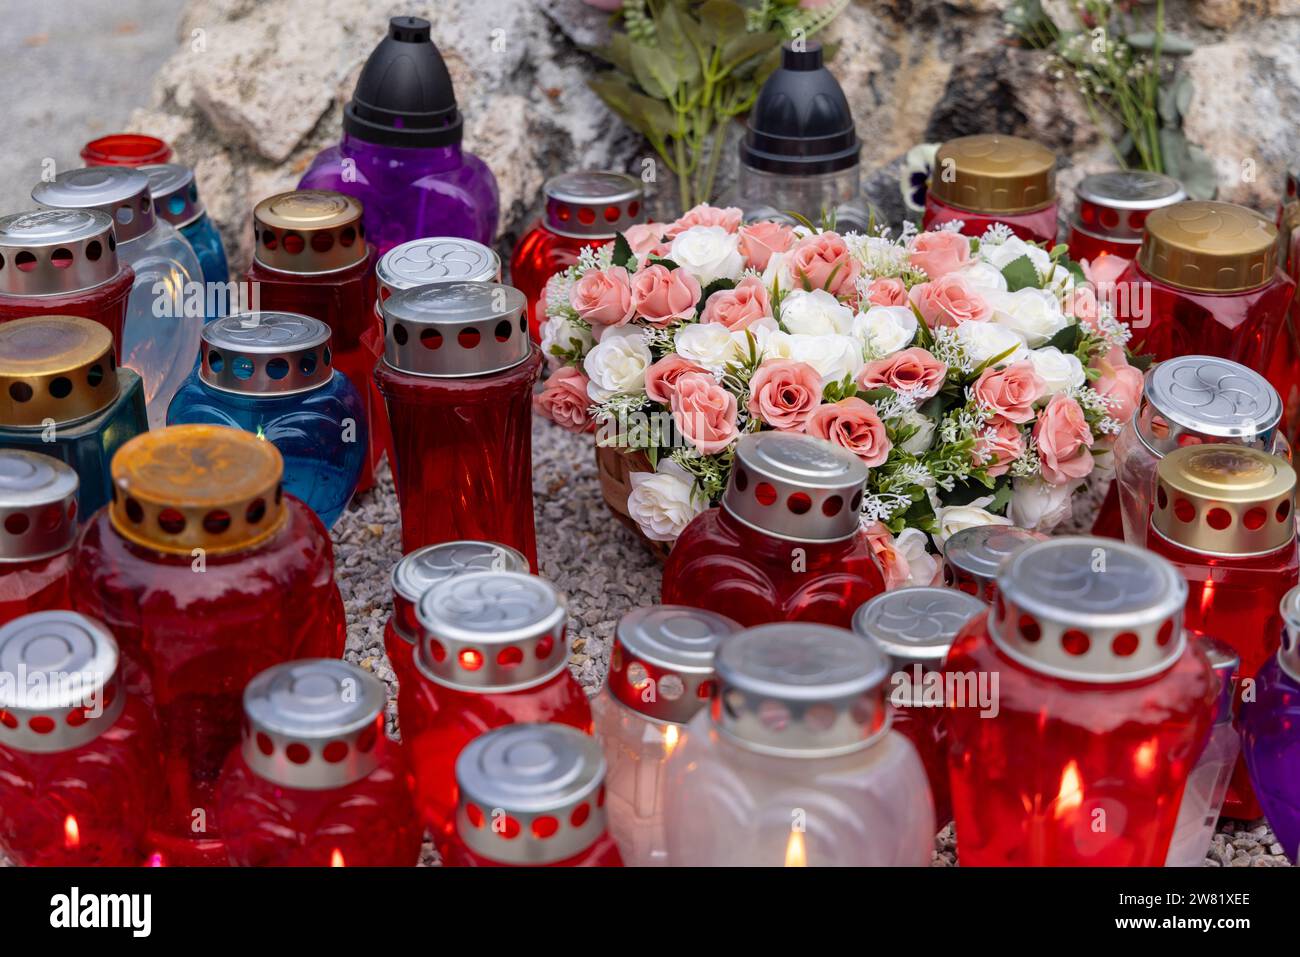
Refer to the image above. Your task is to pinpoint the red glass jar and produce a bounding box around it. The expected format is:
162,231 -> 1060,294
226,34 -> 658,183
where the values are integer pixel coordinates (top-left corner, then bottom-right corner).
442,722 -> 622,867
407,570 -> 590,839
375,281 -> 541,561
0,611 -> 160,865
510,171 -> 644,341
661,432 -> 885,628
72,425 -> 347,865
921,134 -> 1058,245
1114,201 -> 1294,367
0,451 -> 78,625
1067,170 -> 1185,267
946,537 -> 1217,866
1148,444 -> 1299,818
852,586 -> 985,826
216,659 -> 420,866
386,540 -> 527,740
245,190 -> 384,494
0,209 -> 134,359
81,133 -> 172,168
941,524 -> 1046,604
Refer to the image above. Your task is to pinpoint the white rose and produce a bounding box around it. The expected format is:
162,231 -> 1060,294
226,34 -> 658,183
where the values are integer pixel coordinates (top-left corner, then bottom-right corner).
956,260 -> 1009,296
953,321 -> 1028,367
583,326 -> 652,401
761,251 -> 793,293
674,322 -> 739,373
853,305 -> 917,359
990,287 -> 1068,348
777,332 -> 865,385
894,527 -> 939,587
933,496 -> 1014,545
539,316 -> 593,369
898,408 -> 937,455
979,235 -> 1052,278
1028,346 -> 1086,395
626,462 -> 705,542
780,288 -> 855,336
1010,477 -> 1080,532
669,226 -> 745,285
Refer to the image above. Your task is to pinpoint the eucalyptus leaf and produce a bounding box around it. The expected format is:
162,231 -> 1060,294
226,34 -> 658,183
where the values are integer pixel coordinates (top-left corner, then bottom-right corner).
1000,254 -> 1041,292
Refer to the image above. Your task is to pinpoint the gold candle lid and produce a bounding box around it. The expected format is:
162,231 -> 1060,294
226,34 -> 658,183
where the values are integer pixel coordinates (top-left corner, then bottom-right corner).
0,316 -> 119,428
929,134 -> 1056,214
110,424 -> 287,556
1138,201 -> 1278,293
1152,444 -> 1296,555
252,190 -> 367,274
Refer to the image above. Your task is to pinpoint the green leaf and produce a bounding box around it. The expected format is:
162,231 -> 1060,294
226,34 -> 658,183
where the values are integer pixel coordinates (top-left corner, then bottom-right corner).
610,233 -> 634,270
1000,254 -> 1041,292
1044,324 -> 1081,353
656,3 -> 702,87
630,42 -> 679,100
697,0 -> 747,45
721,30 -> 783,73
592,33 -> 637,75
588,75 -> 677,143
1129,350 -> 1155,372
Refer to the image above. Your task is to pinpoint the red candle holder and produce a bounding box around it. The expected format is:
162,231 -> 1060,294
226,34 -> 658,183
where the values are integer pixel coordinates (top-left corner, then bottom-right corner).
1272,172 -> 1300,447
407,570 -> 591,839
375,281 -> 541,562
852,586 -> 986,826
921,134 -> 1058,245
661,432 -> 885,628
72,424 -> 347,865
510,171 -> 644,341
245,190 -> 384,494
216,659 -> 420,866
386,540 -> 527,740
0,611 -> 160,865
945,537 -> 1218,866
0,452 -> 78,625
1066,170 -> 1185,266
940,525 -> 1046,604
81,134 -> 173,168
443,722 -> 622,867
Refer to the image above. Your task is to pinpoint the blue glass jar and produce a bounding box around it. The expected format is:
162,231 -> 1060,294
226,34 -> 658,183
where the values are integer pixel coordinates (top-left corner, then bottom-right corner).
0,315 -> 146,517
142,163 -> 230,297
167,311 -> 366,527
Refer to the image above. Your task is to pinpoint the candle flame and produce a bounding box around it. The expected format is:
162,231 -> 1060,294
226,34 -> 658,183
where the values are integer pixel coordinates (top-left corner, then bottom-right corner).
330,848 -> 346,868
1053,761 -> 1084,820
1199,579 -> 1215,619
147,852 -> 164,868
662,723 -> 679,757
784,828 -> 807,868
63,815 -> 80,849
1134,738 -> 1158,776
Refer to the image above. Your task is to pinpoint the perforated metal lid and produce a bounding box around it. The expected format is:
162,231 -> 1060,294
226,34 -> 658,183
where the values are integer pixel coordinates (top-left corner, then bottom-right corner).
240,659 -> 388,790
1138,356 -> 1283,456
543,171 -> 644,240
1073,171 -> 1186,243
376,237 -> 501,303
1280,586 -> 1300,684
722,432 -> 869,542
712,623 -> 890,757
200,312 -> 334,396
252,190 -> 367,274
607,605 -> 740,725
1193,636 -> 1239,724
32,166 -> 156,244
942,525 -> 1048,601
0,315 -> 120,427
454,723 -> 608,865
389,541 -> 528,646
0,451 -> 79,562
990,537 -> 1188,683
140,163 -> 204,229
852,587 -> 986,668
416,571 -> 567,692
381,281 -> 530,377
0,611 -> 124,753
0,208 -> 121,297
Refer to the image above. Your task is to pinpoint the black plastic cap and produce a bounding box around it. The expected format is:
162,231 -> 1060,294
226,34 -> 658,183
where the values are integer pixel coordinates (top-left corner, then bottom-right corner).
343,16 -> 464,149
739,42 -> 860,176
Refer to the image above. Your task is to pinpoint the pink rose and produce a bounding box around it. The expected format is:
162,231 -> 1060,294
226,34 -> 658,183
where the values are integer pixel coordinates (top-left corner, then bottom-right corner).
671,372 -> 739,455
865,521 -> 911,591
972,361 -> 1045,424
747,359 -> 824,431
645,354 -> 709,405
1081,252 -> 1131,289
569,266 -> 634,328
908,230 -> 972,280
700,276 -> 773,330
865,277 -> 908,307
1034,394 -> 1095,484
789,231 -> 861,297
668,204 -> 744,237
624,223 -> 672,260
630,264 -> 702,326
534,367 -> 595,434
806,398 -> 892,467
1091,346 -> 1144,423
1064,284 -> 1103,333
974,415 -> 1026,478
737,221 -> 796,271
908,273 -> 992,328
857,347 -> 948,399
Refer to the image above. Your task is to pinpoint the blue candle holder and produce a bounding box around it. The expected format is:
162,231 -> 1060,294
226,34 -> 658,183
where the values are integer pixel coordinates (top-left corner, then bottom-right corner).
167,311 -> 367,528
143,163 -> 231,307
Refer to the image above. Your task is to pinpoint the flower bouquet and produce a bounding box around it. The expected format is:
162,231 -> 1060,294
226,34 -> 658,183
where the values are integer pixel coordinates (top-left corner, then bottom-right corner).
534,205 -> 1146,585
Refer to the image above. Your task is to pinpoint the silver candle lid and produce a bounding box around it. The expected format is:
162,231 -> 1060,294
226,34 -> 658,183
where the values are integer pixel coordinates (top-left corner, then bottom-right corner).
381,281 -> 530,377
140,163 -> 204,229
0,611 -> 124,754
852,587 -> 986,669
32,166 -> 155,244
1279,585 -> 1300,684
607,605 -> 740,725
0,451 -> 79,562
389,541 -> 529,646
712,623 -> 891,758
991,536 -> 1188,684
240,658 -> 388,790
942,525 -> 1048,601
416,571 -> 567,692
454,723 -> 608,865
1193,636 -> 1239,725
544,171 -> 644,240
376,238 -> 501,303
1074,170 -> 1186,244
722,432 -> 869,543
0,208 -> 121,297
200,312 -> 334,396
1138,355 -> 1282,456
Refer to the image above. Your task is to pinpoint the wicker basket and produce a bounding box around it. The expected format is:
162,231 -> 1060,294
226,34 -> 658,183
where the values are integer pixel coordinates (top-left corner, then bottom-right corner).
594,443 -> 672,564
